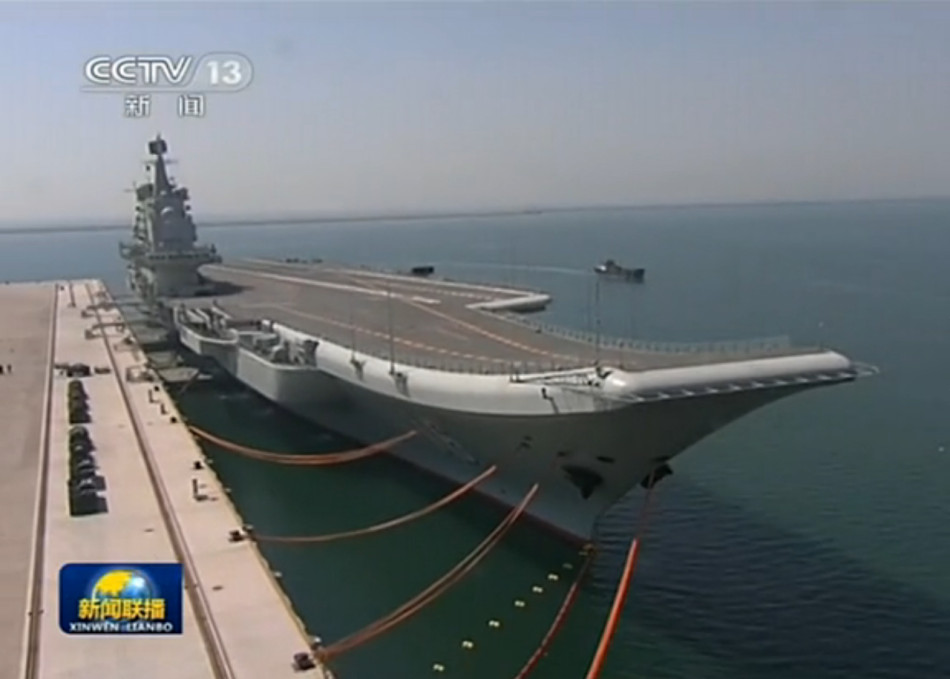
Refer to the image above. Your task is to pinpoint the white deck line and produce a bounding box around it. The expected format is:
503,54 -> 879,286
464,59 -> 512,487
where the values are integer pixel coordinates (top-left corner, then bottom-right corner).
209,265 -> 441,305
241,258 -> 536,297
212,262 -> 552,314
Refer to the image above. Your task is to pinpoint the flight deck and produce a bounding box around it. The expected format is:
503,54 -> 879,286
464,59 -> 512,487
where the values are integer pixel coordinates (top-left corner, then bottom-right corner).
191,259 -> 816,374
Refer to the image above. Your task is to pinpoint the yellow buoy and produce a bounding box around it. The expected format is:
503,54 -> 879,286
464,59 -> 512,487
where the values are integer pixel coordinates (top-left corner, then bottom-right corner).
461,639 -> 475,650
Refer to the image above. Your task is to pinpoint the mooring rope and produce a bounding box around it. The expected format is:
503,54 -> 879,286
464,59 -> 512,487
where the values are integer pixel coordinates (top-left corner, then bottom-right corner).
316,484 -> 540,662
250,464 -> 499,543
511,544 -> 597,679
583,476 -> 658,679
188,425 -> 416,465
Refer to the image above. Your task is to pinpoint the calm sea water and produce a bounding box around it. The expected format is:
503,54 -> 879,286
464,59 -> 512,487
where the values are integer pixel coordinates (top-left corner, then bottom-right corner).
3,200 -> 948,679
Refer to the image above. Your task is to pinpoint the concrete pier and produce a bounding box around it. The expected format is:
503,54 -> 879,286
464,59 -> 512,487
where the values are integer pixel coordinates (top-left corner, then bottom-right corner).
7,280 -> 330,679
0,283 -> 56,679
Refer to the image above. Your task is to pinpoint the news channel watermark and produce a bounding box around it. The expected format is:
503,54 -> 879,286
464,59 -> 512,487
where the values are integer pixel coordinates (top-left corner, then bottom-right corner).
82,53 -> 254,119
59,563 -> 183,634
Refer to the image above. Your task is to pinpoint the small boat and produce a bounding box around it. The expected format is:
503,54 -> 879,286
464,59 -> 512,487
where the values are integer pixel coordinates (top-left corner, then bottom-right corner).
594,259 -> 645,282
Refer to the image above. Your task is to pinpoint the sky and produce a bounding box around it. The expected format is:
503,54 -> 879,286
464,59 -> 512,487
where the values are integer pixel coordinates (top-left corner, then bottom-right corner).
0,1 -> 949,225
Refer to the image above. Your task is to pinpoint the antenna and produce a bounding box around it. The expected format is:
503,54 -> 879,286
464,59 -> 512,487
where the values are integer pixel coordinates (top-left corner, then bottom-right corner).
623,295 -> 633,370
349,303 -> 357,358
594,275 -> 602,369
387,282 -> 396,374
585,276 -> 593,337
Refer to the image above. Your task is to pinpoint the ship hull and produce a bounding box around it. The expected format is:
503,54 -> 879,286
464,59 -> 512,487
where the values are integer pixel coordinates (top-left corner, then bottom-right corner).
280,380 -> 806,542
177,322 -> 820,542
117,136 -> 869,544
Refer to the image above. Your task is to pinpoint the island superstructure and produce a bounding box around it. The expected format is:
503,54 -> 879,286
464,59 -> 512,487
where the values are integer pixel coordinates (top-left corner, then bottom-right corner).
119,135 -> 220,301
125,135 -> 876,541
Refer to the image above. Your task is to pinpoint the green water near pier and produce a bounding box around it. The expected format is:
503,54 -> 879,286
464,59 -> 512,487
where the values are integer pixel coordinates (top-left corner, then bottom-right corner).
3,199 -> 948,678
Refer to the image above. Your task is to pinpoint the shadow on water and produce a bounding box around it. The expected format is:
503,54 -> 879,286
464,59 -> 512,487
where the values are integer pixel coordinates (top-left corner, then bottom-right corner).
178,383 -> 585,679
176,381 -> 948,679
178,380 -> 578,570
197,277 -> 248,298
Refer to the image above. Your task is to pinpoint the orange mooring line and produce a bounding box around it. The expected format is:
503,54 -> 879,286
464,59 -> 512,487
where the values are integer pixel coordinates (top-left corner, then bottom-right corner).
188,424 -> 416,465
251,464 -> 498,543
317,484 -> 540,662
584,480 -> 657,679
584,537 -> 642,679
511,545 -> 596,679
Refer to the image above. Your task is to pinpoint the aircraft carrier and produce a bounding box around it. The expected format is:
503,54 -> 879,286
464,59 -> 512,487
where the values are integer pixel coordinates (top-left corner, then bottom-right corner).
122,135 -> 876,542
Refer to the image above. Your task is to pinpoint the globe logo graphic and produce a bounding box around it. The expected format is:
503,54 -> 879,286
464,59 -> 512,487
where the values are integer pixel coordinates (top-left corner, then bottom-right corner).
61,563 -> 180,634
90,569 -> 155,602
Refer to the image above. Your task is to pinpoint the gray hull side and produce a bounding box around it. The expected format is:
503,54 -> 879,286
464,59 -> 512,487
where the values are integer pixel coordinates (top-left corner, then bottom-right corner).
182,329 -> 808,541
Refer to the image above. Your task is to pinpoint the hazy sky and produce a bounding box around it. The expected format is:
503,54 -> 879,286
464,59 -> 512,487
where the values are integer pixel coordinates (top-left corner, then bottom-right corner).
1,1 -> 949,224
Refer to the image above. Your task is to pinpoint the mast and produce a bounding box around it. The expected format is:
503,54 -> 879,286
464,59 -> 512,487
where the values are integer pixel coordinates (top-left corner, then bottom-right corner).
349,303 -> 357,358
148,134 -> 172,194
387,282 -> 396,373
594,275 -> 602,369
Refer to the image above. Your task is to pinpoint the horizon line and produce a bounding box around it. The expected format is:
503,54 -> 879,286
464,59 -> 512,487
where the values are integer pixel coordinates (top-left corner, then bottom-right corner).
1,194 -> 947,235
